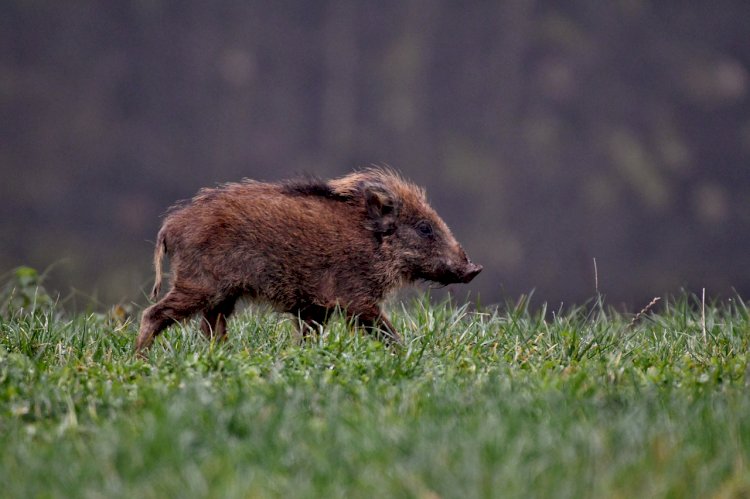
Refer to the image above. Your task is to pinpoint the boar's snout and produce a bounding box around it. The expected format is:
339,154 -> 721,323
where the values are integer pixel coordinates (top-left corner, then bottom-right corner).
428,249 -> 482,285
459,262 -> 483,283
448,246 -> 483,284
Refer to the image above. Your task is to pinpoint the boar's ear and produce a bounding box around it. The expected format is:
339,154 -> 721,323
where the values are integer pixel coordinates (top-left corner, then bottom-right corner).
363,183 -> 399,236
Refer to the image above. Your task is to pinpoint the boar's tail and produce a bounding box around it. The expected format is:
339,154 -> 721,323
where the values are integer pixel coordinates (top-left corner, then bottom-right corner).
150,229 -> 167,301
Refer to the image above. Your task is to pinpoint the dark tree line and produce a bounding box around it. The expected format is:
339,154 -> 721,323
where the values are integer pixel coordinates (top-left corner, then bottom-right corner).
1,1 -> 749,306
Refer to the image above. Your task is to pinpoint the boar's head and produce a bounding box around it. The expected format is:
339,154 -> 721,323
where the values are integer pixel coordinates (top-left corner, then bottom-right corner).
334,169 -> 482,286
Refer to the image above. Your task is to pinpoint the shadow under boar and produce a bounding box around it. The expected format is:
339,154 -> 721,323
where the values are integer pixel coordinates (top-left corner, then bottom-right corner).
136,168 -> 482,352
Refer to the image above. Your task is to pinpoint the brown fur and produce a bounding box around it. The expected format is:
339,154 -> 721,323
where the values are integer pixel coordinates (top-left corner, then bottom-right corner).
136,168 -> 482,352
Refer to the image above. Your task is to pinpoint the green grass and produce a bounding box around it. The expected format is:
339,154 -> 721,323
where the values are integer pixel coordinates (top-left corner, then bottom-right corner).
2,289 -> 750,498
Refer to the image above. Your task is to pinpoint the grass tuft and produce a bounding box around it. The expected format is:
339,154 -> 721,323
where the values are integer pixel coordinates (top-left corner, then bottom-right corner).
1,291 -> 749,497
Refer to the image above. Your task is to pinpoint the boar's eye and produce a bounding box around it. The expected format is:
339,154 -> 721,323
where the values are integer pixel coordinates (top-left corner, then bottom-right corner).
415,220 -> 434,238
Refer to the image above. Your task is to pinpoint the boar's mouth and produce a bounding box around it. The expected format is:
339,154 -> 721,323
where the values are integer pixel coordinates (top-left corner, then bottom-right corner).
421,262 -> 483,285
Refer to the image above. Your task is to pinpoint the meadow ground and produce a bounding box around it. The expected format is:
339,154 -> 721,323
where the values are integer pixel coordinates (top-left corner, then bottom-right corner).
2,278 -> 750,497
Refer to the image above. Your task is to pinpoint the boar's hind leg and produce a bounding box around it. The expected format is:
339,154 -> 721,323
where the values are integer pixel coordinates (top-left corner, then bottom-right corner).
352,307 -> 403,347
295,305 -> 331,342
200,296 -> 238,341
136,288 -> 209,352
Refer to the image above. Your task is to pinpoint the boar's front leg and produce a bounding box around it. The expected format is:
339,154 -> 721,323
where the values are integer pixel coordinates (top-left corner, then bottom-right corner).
352,306 -> 403,346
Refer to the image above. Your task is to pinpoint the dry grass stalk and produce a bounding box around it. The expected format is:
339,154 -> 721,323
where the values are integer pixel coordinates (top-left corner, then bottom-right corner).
702,288 -> 707,342
628,296 -> 661,329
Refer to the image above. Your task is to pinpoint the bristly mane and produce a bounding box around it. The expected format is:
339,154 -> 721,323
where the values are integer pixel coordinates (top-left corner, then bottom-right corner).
280,176 -> 351,201
328,167 -> 427,201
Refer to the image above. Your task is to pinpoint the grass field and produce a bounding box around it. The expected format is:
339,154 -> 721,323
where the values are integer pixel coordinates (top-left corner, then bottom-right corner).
2,278 -> 750,497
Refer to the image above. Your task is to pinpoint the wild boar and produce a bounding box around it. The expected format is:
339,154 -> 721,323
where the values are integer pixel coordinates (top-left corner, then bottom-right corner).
136,168 -> 482,352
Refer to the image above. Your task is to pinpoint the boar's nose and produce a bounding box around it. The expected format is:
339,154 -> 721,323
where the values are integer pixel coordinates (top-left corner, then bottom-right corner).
461,263 -> 483,283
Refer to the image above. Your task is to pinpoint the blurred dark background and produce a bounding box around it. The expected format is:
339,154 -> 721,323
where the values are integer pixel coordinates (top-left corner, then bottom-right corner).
1,1 -> 749,308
